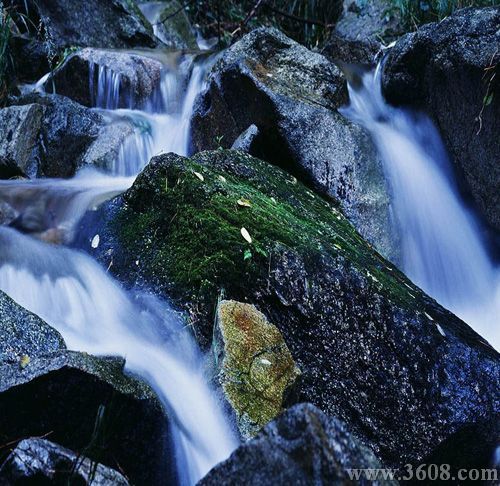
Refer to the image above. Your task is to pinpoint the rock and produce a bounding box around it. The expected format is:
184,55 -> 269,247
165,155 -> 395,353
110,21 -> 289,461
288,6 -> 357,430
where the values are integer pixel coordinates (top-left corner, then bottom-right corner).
0,350 -> 169,484
213,300 -> 301,439
191,28 -> 397,263
0,104 -> 44,179
8,0 -> 157,51
321,32 -> 381,65
231,125 -> 260,153
50,48 -> 164,109
110,149 -> 499,468
0,437 -> 129,485
0,289 -> 65,365
199,403 -> 394,485
0,94 -> 135,178
139,0 -> 198,49
383,7 -> 500,231
9,35 -> 51,84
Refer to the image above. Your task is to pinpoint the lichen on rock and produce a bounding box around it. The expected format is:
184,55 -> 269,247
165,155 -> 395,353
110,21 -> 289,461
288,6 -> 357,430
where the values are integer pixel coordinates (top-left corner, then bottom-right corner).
214,300 -> 300,439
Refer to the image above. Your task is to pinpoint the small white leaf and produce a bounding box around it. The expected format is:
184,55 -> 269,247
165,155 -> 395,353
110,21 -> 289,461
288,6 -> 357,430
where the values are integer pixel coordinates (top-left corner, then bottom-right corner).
91,234 -> 100,249
218,175 -> 227,183
193,171 -> 204,182
241,227 -> 252,243
237,198 -> 252,208
436,324 -> 446,337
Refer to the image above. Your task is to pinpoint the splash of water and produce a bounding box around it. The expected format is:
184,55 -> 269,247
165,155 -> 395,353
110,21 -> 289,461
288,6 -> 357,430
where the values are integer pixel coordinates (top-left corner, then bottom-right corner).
341,65 -> 500,349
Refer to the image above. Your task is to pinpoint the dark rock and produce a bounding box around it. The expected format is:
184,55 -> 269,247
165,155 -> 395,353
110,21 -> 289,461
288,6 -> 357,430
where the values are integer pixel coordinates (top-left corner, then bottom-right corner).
1,94 -> 134,178
50,48 -> 163,109
383,7 -> 500,231
9,35 -> 51,85
0,437 -> 129,485
110,149 -> 499,468
0,350 -> 170,485
322,32 -> 381,65
7,0 -> 157,51
199,403 -> 395,485
191,28 -> 397,262
0,289 -> 65,365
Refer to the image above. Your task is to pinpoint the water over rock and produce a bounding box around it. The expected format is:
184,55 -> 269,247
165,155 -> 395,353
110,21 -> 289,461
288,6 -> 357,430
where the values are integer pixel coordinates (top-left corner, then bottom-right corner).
191,27 -> 397,263
0,94 -> 134,178
109,149 -> 499,468
50,48 -> 164,109
383,7 -> 500,231
7,0 -> 158,50
213,300 -> 301,439
199,403 -> 394,486
0,437 -> 129,485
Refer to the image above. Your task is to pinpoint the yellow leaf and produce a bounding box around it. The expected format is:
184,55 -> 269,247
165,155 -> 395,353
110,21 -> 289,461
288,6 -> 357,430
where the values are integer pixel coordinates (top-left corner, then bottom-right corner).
237,198 -> 252,208
241,227 -> 252,244
20,355 -> 30,369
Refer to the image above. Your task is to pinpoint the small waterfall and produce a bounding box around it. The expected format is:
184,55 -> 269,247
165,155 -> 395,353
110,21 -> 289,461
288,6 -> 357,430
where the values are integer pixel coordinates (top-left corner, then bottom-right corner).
0,48 -> 237,484
341,66 -> 500,349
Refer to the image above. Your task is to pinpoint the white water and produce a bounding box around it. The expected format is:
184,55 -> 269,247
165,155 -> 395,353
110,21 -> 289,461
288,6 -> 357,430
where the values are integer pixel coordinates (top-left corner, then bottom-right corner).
0,49 -> 237,484
341,66 -> 500,349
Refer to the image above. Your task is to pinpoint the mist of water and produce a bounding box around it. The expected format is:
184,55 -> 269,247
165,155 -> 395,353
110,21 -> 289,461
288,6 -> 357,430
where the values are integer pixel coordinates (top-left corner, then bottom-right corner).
341,65 -> 500,349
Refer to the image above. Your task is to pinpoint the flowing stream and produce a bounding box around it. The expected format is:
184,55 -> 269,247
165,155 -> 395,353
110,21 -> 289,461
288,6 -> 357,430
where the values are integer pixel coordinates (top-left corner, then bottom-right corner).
342,65 -> 500,349
0,49 -> 237,485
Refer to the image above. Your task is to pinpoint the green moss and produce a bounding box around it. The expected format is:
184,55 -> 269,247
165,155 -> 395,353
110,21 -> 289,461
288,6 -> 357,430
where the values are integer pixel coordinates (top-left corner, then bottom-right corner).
115,150 -> 428,328
215,300 -> 300,438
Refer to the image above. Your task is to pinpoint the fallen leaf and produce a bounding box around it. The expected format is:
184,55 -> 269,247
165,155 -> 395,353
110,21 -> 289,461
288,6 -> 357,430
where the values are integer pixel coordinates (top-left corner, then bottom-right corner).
91,234 -> 100,249
237,198 -> 252,208
193,171 -> 204,182
20,355 -> 30,369
244,249 -> 252,261
241,227 -> 252,243
218,175 -> 227,183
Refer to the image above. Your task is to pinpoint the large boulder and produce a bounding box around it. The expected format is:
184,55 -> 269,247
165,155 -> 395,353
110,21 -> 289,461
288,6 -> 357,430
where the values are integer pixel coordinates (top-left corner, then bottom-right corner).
383,7 -> 500,231
0,438 -> 129,485
213,300 -> 301,439
0,287 -> 169,484
50,48 -> 164,109
0,94 -> 134,178
191,28 -> 397,263
199,403 -> 395,485
108,149 -> 499,468
7,0 -> 157,51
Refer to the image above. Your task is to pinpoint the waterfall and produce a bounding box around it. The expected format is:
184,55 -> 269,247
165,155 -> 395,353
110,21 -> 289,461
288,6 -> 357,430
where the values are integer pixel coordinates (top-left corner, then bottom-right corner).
341,65 -> 500,349
0,50 -> 237,485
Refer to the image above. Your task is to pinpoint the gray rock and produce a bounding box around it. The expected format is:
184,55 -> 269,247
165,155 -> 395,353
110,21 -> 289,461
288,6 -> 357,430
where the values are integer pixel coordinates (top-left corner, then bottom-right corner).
0,104 -> 44,179
383,7 -> 500,231
0,290 -> 65,366
231,124 -> 260,153
199,403 -> 396,485
191,28 -> 397,263
8,0 -> 158,50
0,437 -> 129,485
1,94 -> 135,178
50,48 -> 164,109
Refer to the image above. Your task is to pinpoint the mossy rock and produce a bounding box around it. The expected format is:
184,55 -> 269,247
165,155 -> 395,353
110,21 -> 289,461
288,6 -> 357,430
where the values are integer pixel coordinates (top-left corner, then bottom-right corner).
214,300 -> 301,439
112,149 -> 499,467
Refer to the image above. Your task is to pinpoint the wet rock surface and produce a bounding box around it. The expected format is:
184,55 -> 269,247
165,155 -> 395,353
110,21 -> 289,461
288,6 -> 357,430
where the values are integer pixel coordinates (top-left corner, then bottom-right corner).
50,48 -> 164,109
110,149 -> 499,468
213,300 -> 301,439
383,7 -> 500,231
191,27 -> 397,262
0,437 -> 129,485
199,403 -> 395,486
0,94 -> 135,178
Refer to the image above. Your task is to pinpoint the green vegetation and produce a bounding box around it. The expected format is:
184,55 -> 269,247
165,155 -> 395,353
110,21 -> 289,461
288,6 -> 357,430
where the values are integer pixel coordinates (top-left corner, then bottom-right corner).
387,0 -> 498,27
187,0 -> 343,47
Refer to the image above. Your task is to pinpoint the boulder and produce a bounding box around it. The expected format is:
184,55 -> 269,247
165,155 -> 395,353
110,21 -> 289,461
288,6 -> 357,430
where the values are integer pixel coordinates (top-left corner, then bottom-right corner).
50,48 -> 164,109
0,281 -> 169,483
7,0 -> 157,51
199,403 -> 395,485
191,28 -> 397,263
0,438 -> 129,485
383,7 -> 500,231
139,1 -> 198,49
213,300 -> 301,439
0,94 -> 135,178
109,149 -> 499,468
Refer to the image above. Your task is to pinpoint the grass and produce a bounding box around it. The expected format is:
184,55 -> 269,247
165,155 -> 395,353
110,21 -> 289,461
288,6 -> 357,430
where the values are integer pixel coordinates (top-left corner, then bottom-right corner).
0,3 -> 12,105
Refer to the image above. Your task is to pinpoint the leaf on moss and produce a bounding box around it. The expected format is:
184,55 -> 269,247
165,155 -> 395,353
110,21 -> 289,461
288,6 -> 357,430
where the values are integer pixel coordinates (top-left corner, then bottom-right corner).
241,227 -> 252,243
244,249 -> 252,261
193,171 -> 204,182
237,198 -> 252,208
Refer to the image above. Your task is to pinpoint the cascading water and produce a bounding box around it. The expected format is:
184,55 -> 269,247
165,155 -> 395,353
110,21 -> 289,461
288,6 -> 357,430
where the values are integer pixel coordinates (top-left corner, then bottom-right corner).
341,65 -> 500,349
0,48 -> 237,485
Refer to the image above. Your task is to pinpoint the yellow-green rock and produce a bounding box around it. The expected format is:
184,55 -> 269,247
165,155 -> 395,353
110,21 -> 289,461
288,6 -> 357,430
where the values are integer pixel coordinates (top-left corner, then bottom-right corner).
214,300 -> 301,439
